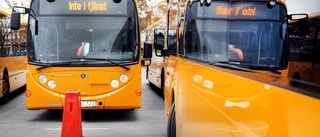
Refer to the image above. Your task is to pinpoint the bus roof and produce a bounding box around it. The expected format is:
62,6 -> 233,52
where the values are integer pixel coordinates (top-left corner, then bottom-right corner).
0,9 -> 10,17
289,11 -> 320,24
309,12 -> 320,19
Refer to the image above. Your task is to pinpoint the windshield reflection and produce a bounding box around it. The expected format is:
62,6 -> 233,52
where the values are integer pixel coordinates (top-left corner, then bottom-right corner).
181,2 -> 288,69
30,16 -> 138,64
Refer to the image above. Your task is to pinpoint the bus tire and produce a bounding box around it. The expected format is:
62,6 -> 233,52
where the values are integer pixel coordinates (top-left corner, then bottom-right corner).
0,73 -> 10,105
167,102 -> 176,137
161,69 -> 165,95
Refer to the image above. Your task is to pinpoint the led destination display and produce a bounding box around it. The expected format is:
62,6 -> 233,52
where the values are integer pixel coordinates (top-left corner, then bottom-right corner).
39,0 -> 127,15
197,2 -> 281,20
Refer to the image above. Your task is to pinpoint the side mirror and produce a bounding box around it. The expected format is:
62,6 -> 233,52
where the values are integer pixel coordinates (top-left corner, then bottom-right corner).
153,28 -> 165,57
288,14 -> 310,36
142,42 -> 152,66
11,6 -> 38,34
153,31 -> 165,57
143,42 -> 152,58
298,18 -> 310,35
11,12 -> 21,30
154,34 -> 164,50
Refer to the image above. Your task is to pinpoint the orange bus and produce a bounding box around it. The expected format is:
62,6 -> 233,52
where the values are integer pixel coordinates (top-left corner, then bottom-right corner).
142,0 -> 320,136
0,9 -> 27,105
10,0 -> 146,110
287,12 -> 320,89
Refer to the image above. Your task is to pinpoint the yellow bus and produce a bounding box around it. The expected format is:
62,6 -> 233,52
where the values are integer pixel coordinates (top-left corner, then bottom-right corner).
10,0 -> 146,110
142,0 -> 320,136
0,9 -> 27,105
287,12 -> 320,90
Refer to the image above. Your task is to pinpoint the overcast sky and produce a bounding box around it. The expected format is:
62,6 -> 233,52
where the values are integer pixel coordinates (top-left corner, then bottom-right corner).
286,0 -> 320,14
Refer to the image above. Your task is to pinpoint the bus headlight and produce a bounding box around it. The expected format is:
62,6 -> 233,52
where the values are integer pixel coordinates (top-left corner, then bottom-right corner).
39,75 -> 47,83
111,80 -> 119,88
48,80 -> 57,88
119,74 -> 128,83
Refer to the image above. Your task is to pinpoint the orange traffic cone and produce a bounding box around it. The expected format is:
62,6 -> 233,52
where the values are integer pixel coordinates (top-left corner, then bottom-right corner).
61,90 -> 83,137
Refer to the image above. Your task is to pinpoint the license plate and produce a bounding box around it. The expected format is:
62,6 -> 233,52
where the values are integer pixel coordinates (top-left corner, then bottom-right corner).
81,101 -> 96,107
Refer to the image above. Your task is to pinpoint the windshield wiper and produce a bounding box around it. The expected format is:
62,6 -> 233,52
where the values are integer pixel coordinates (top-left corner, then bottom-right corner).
72,57 -> 130,71
35,60 -> 96,71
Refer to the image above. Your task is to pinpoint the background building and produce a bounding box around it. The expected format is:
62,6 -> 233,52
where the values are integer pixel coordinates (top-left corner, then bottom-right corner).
0,0 -> 29,57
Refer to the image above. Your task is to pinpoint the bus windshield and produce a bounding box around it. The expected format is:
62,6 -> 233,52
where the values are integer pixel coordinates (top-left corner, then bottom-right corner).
28,0 -> 139,65
182,1 -> 288,70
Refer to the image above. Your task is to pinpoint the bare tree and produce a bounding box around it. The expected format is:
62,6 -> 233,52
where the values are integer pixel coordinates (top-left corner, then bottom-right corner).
138,0 -> 167,31
0,0 -> 29,57
4,0 -> 29,9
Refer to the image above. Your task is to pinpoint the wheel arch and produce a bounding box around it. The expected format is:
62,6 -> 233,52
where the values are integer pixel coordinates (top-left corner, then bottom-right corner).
2,67 -> 9,81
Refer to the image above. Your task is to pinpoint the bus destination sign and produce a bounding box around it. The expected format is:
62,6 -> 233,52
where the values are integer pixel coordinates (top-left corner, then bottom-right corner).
197,2 -> 280,20
39,0 -> 127,15
216,6 -> 256,16
68,1 -> 107,12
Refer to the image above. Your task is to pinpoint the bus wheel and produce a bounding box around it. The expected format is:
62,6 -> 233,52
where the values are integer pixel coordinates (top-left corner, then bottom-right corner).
161,69 -> 165,96
167,102 -> 176,137
0,73 -> 10,105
